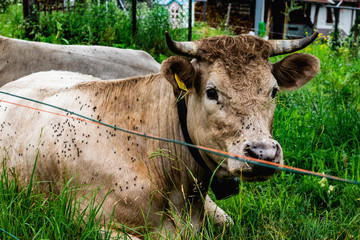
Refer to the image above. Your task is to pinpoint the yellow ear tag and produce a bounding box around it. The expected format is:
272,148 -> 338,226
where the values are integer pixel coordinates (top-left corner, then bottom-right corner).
174,73 -> 188,92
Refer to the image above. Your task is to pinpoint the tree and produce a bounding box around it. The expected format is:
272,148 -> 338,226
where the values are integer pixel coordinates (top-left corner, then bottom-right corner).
282,0 -> 302,39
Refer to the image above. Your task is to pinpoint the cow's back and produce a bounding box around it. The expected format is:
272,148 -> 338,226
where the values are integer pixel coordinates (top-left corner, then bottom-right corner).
0,36 -> 161,86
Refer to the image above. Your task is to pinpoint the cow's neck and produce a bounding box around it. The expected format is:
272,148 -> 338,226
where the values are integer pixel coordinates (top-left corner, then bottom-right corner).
177,96 -> 240,200
176,97 -> 211,171
87,75 -> 211,197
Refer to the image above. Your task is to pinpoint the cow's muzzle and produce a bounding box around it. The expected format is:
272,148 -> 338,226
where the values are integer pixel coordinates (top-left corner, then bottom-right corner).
240,140 -> 283,181
244,141 -> 281,163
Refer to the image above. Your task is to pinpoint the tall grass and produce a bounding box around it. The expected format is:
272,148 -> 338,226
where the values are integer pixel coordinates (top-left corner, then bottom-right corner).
0,152 -> 117,239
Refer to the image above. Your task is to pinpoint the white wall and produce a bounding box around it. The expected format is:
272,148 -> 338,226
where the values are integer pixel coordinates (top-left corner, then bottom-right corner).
310,5 -> 355,35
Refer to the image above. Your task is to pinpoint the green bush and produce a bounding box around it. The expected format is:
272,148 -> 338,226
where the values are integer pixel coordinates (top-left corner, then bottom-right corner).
0,4 -> 23,38
29,1 -> 187,61
0,0 -> 18,13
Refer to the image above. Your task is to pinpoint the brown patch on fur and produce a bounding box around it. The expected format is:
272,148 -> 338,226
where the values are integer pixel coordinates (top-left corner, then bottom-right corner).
195,35 -> 274,114
196,35 -> 272,77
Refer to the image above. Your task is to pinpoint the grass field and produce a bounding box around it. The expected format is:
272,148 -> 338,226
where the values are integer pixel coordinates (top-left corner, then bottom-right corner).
1,4 -> 360,240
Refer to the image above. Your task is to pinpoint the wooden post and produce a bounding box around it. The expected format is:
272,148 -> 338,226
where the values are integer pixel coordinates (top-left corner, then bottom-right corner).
225,3 -> 231,31
271,0 -> 285,39
23,0 -> 36,19
265,4 -> 272,38
188,0 -> 192,41
333,7 -> 340,48
132,0 -> 137,40
353,1 -> 359,57
313,4 -> 320,29
203,0 -> 207,22
283,1 -> 288,39
23,0 -> 37,38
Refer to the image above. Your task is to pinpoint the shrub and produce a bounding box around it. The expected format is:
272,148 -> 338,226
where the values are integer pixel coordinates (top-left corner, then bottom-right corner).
0,0 -> 19,13
29,1 -> 187,61
0,3 -> 23,38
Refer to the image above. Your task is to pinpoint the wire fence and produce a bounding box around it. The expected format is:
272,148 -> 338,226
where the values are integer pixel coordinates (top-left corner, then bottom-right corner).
0,89 -> 359,240
0,91 -> 359,186
0,228 -> 19,240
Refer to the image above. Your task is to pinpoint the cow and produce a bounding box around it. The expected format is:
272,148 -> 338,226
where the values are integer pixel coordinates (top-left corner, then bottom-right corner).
0,35 -> 160,86
0,34 -> 233,230
0,31 -> 320,238
0,34 -> 231,226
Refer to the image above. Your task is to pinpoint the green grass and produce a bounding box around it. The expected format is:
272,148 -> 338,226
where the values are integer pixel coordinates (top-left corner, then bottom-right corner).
0,153 -> 117,239
1,3 -> 360,239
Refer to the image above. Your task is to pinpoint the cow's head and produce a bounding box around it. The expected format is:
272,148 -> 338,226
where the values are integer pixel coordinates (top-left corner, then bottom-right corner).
161,32 -> 320,181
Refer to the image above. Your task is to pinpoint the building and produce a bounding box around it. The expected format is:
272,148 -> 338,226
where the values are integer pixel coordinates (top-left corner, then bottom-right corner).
195,0 -> 359,38
307,0 -> 359,37
157,0 -> 195,28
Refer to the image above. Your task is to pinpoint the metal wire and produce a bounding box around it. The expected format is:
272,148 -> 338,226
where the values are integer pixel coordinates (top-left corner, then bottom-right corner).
0,90 -> 359,186
0,227 -> 20,240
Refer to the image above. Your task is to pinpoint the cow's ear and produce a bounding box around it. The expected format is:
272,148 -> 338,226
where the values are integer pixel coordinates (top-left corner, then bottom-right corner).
161,56 -> 196,96
272,53 -> 320,91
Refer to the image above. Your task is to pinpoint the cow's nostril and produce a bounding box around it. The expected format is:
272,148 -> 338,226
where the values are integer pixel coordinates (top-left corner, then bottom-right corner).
245,146 -> 259,159
244,142 -> 278,162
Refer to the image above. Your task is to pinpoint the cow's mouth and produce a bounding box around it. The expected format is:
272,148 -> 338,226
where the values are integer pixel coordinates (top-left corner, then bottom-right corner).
239,150 -> 277,181
240,164 -> 276,181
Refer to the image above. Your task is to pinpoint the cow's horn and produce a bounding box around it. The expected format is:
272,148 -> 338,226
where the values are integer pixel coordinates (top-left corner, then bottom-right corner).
165,31 -> 199,58
269,31 -> 319,56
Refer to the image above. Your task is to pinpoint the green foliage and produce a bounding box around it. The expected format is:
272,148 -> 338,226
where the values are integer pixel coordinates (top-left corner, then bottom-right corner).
0,2 -> 188,61
0,0 -> 18,13
192,21 -> 234,40
0,4 -> 23,38
26,1 -> 186,61
135,3 -> 186,59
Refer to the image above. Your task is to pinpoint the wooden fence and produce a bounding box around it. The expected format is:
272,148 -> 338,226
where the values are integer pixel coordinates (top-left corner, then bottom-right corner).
35,0 -> 85,14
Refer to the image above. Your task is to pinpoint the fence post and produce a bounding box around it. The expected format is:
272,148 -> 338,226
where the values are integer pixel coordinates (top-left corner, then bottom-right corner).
353,2 -> 359,58
132,0 -> 137,40
332,7 -> 340,48
255,0 -> 264,36
225,3 -> 231,31
202,0 -> 207,22
23,0 -> 37,38
188,0 -> 192,41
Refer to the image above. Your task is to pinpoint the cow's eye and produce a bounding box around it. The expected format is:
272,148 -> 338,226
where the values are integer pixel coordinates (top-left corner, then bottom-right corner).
271,87 -> 279,98
206,88 -> 218,101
